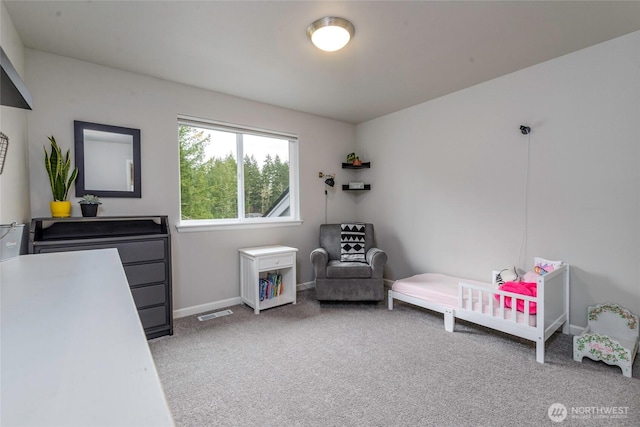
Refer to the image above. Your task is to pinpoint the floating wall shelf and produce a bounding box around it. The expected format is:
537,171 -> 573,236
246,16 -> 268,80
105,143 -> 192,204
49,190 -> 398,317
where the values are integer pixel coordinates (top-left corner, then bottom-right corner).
342,184 -> 371,191
342,162 -> 371,169
342,161 -> 371,191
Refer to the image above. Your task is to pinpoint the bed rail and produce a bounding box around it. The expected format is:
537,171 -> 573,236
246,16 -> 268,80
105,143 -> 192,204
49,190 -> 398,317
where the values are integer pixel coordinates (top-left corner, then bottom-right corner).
457,264 -> 569,363
458,282 -> 537,324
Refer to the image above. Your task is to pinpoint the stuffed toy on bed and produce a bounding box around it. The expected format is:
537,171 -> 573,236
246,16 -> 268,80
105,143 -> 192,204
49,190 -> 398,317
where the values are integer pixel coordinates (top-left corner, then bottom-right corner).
495,267 -> 519,286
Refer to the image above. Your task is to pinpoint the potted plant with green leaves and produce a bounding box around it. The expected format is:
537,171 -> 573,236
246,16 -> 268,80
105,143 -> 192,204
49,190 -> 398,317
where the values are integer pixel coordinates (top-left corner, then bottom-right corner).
44,136 -> 78,218
78,194 -> 102,217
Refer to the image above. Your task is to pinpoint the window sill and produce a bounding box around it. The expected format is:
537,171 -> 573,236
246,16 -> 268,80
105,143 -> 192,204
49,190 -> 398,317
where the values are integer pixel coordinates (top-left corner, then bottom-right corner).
175,219 -> 303,233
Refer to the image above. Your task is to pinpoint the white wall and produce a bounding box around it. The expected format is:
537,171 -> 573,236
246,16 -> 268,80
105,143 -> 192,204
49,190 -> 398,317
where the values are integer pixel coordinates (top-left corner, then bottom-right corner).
357,31 -> 640,328
17,25 -> 640,325
25,50 -> 357,313
0,1 -> 31,231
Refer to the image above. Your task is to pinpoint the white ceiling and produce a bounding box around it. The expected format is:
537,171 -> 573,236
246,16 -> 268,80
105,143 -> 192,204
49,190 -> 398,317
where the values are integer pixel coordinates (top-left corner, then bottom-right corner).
4,1 -> 640,124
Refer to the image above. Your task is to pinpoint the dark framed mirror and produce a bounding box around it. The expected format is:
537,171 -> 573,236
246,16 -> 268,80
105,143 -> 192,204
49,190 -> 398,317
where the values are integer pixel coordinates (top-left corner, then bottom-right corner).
74,120 -> 141,198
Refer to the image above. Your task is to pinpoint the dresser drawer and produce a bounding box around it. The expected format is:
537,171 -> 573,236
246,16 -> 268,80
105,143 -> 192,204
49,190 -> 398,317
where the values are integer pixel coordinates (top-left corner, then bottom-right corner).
131,284 -> 166,308
124,262 -> 166,286
138,306 -> 167,330
37,239 -> 166,264
112,240 -> 166,263
257,253 -> 294,270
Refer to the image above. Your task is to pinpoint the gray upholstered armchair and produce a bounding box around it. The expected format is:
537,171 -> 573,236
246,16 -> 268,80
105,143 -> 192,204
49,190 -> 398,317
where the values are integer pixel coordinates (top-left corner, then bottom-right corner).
310,223 -> 387,301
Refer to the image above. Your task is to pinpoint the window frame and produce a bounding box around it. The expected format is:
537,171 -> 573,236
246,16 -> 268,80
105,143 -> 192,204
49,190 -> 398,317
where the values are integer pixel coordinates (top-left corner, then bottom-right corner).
176,116 -> 301,232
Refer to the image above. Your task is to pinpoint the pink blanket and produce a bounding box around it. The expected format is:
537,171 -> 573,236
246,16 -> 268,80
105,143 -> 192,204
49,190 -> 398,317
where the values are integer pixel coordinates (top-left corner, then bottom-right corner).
497,281 -> 537,314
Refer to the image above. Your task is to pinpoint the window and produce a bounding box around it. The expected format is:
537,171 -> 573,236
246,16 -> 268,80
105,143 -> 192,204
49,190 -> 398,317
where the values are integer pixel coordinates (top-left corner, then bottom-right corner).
178,117 -> 299,229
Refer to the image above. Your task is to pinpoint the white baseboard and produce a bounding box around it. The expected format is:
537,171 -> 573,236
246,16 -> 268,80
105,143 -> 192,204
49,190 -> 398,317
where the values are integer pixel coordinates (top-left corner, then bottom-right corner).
173,297 -> 242,319
174,282 -> 314,318
568,324 -> 585,336
297,281 -> 315,290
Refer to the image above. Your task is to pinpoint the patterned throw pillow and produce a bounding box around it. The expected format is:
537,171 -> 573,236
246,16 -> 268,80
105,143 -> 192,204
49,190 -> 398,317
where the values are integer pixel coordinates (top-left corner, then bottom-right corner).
534,257 -> 562,275
341,223 -> 366,262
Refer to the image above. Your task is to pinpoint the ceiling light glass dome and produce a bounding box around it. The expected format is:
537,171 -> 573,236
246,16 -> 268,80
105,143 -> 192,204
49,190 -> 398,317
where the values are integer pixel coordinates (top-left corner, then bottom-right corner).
307,17 -> 355,52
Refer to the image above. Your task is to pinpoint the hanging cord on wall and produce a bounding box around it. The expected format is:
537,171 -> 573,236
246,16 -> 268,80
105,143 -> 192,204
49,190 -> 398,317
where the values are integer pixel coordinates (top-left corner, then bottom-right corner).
517,126 -> 531,269
320,172 -> 335,224
324,185 -> 329,224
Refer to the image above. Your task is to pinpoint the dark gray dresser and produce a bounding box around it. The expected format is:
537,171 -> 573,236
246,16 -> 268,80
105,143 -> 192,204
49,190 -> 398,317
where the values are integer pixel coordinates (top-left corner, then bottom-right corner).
29,216 -> 172,339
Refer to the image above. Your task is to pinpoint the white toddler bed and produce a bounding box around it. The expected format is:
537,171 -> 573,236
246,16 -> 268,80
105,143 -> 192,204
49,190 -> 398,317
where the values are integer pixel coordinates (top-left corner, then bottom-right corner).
388,264 -> 570,363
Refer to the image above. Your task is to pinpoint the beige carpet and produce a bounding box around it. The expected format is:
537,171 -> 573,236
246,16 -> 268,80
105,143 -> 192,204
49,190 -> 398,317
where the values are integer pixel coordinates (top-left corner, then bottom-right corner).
149,289 -> 640,426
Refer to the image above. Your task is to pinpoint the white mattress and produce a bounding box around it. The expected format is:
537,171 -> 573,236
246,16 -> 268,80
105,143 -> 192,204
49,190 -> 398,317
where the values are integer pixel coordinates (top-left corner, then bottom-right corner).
392,273 -> 536,326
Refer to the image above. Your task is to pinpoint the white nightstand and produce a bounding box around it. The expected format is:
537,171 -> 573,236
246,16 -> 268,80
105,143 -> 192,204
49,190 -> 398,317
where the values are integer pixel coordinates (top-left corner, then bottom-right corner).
239,245 -> 298,314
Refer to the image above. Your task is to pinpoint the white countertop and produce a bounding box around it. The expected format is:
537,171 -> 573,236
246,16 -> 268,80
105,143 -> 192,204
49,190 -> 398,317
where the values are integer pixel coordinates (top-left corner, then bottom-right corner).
1,249 -> 174,427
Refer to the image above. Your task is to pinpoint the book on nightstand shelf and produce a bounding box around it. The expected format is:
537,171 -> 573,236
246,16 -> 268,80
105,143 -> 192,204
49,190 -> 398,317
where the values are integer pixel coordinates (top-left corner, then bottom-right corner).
259,273 -> 283,301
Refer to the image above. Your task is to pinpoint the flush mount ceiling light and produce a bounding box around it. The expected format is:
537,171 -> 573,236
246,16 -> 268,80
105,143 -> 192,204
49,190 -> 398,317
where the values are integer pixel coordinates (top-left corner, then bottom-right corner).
307,17 -> 355,52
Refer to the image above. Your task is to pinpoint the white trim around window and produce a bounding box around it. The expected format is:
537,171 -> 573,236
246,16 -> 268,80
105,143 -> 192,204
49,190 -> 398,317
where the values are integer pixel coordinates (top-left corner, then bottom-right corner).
176,115 -> 301,231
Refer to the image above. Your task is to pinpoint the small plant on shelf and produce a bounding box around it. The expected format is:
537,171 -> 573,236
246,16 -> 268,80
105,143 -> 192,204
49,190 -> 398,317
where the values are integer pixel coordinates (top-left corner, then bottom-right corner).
352,156 -> 362,166
78,194 -> 102,217
346,152 -> 356,164
79,194 -> 102,205
44,135 -> 78,217
44,136 -> 78,201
